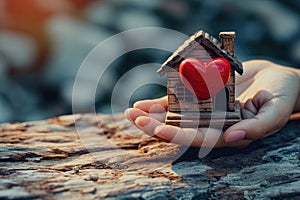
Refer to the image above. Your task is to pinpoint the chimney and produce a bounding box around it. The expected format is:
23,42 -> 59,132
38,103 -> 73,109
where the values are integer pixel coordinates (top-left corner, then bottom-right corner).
219,31 -> 236,56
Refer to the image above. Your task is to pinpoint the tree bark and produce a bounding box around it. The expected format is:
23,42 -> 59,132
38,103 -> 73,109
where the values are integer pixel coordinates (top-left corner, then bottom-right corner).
0,113 -> 299,199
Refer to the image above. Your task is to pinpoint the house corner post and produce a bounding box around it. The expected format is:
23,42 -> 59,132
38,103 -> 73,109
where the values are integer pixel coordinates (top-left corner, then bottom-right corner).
219,31 -> 236,111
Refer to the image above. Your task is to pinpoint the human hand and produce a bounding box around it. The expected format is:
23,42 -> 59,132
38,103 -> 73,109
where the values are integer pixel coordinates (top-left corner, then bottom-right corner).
125,60 -> 300,148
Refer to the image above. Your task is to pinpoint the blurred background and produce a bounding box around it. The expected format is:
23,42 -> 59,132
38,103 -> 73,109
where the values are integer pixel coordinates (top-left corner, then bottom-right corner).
0,0 -> 299,123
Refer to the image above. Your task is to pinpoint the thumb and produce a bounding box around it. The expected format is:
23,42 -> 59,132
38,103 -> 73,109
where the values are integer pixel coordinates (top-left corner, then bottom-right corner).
224,90 -> 290,143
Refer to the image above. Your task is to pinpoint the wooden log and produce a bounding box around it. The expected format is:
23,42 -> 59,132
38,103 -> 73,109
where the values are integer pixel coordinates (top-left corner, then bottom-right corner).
1,113 -> 299,199
0,114 -> 182,199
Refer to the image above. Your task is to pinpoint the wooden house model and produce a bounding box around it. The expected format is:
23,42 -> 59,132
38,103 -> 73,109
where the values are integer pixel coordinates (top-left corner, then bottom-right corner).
157,30 -> 243,128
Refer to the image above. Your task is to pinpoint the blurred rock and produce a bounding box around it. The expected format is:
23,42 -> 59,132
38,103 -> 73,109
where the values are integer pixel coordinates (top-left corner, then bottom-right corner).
111,0 -> 161,10
0,31 -> 37,70
43,15 -> 113,85
61,74 -> 117,111
236,0 -> 300,41
116,9 -> 162,31
240,20 -> 265,42
291,39 -> 300,63
0,97 -> 12,122
110,64 -> 165,113
84,1 -> 117,28
34,0 -> 72,13
0,56 -> 8,75
160,0 -> 189,20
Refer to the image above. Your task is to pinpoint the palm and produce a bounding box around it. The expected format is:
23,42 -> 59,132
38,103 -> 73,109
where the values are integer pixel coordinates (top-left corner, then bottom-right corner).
125,60 -> 299,148
236,61 -> 297,122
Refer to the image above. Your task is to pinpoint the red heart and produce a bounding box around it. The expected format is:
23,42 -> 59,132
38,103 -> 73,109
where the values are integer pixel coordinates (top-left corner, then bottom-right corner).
179,58 -> 231,100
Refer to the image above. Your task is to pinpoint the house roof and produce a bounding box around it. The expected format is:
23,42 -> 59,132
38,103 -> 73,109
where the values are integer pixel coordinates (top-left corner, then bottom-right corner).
157,30 -> 243,76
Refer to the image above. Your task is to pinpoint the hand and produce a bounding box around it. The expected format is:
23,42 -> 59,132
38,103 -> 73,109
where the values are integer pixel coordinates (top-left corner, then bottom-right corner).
125,60 -> 300,148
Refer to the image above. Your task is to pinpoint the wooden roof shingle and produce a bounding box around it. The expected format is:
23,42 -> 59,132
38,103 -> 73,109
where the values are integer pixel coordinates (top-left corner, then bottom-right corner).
157,30 -> 243,76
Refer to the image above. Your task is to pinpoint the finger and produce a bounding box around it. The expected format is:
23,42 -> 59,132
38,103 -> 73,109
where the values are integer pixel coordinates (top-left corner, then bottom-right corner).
153,125 -> 220,148
134,96 -> 168,113
125,108 -> 149,122
236,60 -> 273,85
154,125 -> 253,148
236,60 -> 259,85
224,139 -> 253,148
135,116 -> 163,137
154,125 -> 199,146
224,91 -> 289,142
240,98 -> 257,119
125,108 -> 166,123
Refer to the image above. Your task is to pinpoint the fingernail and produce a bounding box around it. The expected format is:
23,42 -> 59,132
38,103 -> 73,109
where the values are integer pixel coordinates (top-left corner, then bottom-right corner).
135,116 -> 150,128
133,102 -> 140,108
225,130 -> 246,143
124,109 -> 132,122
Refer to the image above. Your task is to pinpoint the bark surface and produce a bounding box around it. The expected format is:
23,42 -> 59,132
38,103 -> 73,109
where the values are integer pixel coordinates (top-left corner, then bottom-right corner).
0,114 -> 299,199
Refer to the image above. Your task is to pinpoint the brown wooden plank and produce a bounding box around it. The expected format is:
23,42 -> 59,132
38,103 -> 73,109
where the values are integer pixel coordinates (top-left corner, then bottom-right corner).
169,106 -> 211,112
166,109 -> 241,120
167,88 -> 175,95
229,96 -> 235,103
227,85 -> 234,94
168,94 -> 178,103
167,71 -> 180,78
199,103 -> 214,109
187,49 -> 210,58
168,80 -> 180,86
199,98 -> 213,103
166,118 -> 240,128
166,101 -> 241,128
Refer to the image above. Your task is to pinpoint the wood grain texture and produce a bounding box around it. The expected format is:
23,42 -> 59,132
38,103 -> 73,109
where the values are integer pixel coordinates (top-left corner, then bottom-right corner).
157,30 -> 243,76
164,30 -> 241,116
1,113 -> 299,199
167,101 -> 241,128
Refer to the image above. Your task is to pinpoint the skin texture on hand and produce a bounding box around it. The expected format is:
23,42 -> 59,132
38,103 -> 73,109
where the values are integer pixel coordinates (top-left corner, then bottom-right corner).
125,60 -> 300,148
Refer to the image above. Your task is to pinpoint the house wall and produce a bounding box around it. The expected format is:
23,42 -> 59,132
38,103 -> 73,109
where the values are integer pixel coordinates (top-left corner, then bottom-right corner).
167,71 -> 214,112
167,41 -> 216,112
227,69 -> 235,111
167,34 -> 237,113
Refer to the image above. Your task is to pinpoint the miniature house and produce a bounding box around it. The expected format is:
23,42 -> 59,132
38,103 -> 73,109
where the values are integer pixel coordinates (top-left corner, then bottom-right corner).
157,30 -> 243,128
